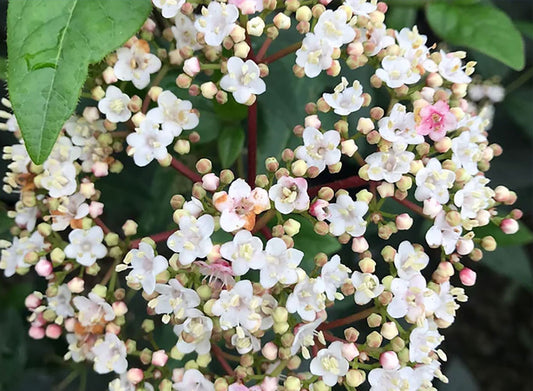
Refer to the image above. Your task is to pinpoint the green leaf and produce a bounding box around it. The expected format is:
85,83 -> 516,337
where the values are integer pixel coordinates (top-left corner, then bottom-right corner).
474,221 -> 533,247
426,3 -> 525,70
481,246 -> 533,290
505,88 -> 533,141
515,21 -> 533,40
384,6 -> 417,31
218,126 -> 245,168
439,358 -> 480,391
7,0 -> 152,164
0,308 -> 27,389
0,58 -> 6,80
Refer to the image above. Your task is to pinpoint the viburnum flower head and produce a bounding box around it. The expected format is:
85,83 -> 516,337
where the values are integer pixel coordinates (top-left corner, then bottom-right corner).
320,254 -> 351,301
220,230 -> 265,275
286,277 -> 326,321
416,100 -> 457,141
126,119 -> 173,167
213,178 -> 270,232
327,194 -> 368,237
314,9 -> 356,48
378,103 -> 423,145
146,90 -> 199,137
296,33 -> 334,78
125,242 -> 168,294
322,77 -> 364,116
194,2 -> 239,46
73,292 -> 115,326
268,176 -> 309,214
351,271 -> 384,305
310,341 -> 350,386
91,333 -> 128,374
425,211 -> 462,254
64,226 -> 107,267
414,158 -> 455,204
261,237 -> 303,288
0,231 -> 45,277
152,0 -> 185,19
174,309 -> 213,355
97,85 -> 131,123
365,142 -> 414,183
113,40 -> 162,89
454,176 -> 495,219
167,214 -> 214,265
153,278 -> 201,320
172,13 -> 202,52
375,55 -> 421,88
295,127 -> 341,172
220,57 -> 266,104
387,274 -> 439,323
394,241 -> 429,280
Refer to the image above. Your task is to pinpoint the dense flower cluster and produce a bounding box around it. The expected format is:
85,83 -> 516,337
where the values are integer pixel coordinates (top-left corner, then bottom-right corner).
0,1 -> 523,391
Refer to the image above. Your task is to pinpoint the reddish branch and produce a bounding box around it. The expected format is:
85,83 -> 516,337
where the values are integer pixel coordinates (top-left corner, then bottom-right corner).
393,196 -> 425,216
129,230 -> 175,249
319,307 -> 376,331
93,217 -> 111,234
247,101 -> 258,186
170,157 -> 202,183
255,38 -> 273,62
262,42 -> 302,64
308,176 -> 368,197
211,344 -> 234,376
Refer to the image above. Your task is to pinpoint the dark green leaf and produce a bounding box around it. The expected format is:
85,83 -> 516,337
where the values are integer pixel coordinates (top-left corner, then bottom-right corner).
515,21 -> 533,40
0,58 -> 6,80
213,97 -> 248,121
481,246 -> 533,290
384,6 -> 417,31
505,88 -> 533,140
474,222 -> 533,247
7,0 -> 152,164
440,358 -> 479,391
426,3 -> 525,70
218,126 -> 245,168
0,308 -> 27,389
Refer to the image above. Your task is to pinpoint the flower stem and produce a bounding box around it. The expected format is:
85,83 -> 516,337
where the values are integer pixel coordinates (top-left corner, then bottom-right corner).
142,64 -> 169,114
129,230 -> 175,249
255,38 -> 273,62
262,42 -> 302,64
170,157 -> 202,182
247,101 -> 258,186
392,196 -> 425,216
93,217 -> 111,234
212,344 -> 235,376
319,307 -> 376,330
308,176 -> 368,197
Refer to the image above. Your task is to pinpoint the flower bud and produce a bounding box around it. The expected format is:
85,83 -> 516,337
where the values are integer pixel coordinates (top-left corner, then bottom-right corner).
380,351 -> 400,370
342,343 -> 359,361
481,236 -> 497,251
273,13 -> 291,29
346,369 -> 365,387
366,331 -> 383,348
376,182 -> 394,198
127,368 -> 144,385
352,236 -> 369,253
357,117 -> 374,134
261,341 -> 278,361
291,159 -> 307,176
459,267 -> 477,286
283,219 -> 301,236
381,322 -> 399,340
500,218 -> 519,234
35,259 -> 53,277
247,16 -> 265,36
152,350 -> 169,367
122,219 -> 138,236
284,376 -> 301,391
200,82 -> 218,99
395,213 -> 413,230
68,277 -> 85,293
367,313 -> 382,328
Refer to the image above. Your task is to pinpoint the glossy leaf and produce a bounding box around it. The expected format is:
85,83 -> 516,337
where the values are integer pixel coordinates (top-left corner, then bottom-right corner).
0,58 -> 6,80
474,222 -> 533,247
515,21 -> 533,40
218,126 -> 245,168
426,3 -> 525,70
481,246 -> 533,290
291,215 -> 341,267
7,0 -> 152,164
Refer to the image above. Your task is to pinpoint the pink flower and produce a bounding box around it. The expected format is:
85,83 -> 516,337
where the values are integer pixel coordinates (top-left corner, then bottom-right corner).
309,199 -> 329,221
196,259 -> 236,288
416,100 -> 457,141
228,0 -> 263,14
459,267 -> 476,286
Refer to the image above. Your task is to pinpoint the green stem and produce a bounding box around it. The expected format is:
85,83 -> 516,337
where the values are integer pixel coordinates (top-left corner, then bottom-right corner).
506,67 -> 533,95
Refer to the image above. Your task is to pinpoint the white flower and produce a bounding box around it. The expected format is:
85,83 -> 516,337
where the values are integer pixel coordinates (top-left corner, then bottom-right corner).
126,119 -> 173,167
174,369 -> 215,391
114,41 -> 162,89
454,176 -> 494,219
425,211 -> 462,255
64,116 -> 106,147
91,333 -> 128,374
125,242 -> 168,294
310,341 -> 349,387
174,309 -> 213,355
167,214 -> 214,265
458,114 -> 488,143
108,374 -> 135,391
394,241 -> 429,280
314,9 -> 355,47
366,25 -> 395,56
365,143 -> 414,183
268,176 -> 309,214
211,280 -> 263,332
368,367 -> 419,391
146,90 -> 199,137
50,193 -> 90,231
433,281 -> 462,324
409,319 -> 444,363
387,274 -> 439,323
73,292 -> 115,326
344,0 -> 377,16
213,178 -> 270,232
287,277 -> 326,321
153,278 -> 201,320
296,33 -> 334,78
291,317 -> 325,358
0,232 -> 45,277
230,326 -> 261,354
414,158 -> 455,204
351,271 -> 384,305
396,26 -> 430,66
322,77 -> 364,116
295,127 -> 341,172
153,0 -> 185,19
194,2 -> 239,46
48,284 -> 75,318
98,86 -> 131,123
451,131 -> 482,175
327,194 -> 368,237
261,237 -> 303,288
220,57 -> 266,104
4,142 -> 31,175
439,50 -> 472,84
320,255 -> 350,301
40,160 -> 78,198
375,55 -> 421,88
378,103 -> 423,145
172,13 -> 202,51
220,230 -> 265,275
13,201 -> 38,232
64,226 -> 107,267
47,136 -> 82,163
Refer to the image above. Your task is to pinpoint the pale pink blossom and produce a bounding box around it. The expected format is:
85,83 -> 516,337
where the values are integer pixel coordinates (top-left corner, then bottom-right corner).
268,176 -> 309,214
416,100 -> 457,141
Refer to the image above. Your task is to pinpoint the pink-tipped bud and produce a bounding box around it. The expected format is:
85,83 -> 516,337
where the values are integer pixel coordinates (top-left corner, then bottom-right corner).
113,301 -> 128,317
456,238 -> 474,255
89,201 -> 104,218
309,200 -> 329,221
379,351 -> 400,370
35,259 -> 53,277
92,161 -> 109,177
500,218 -> 519,234
45,324 -> 62,339
202,173 -> 220,191
261,342 -> 278,361
25,293 -> 42,310
352,236 -> 369,253
183,57 -> 201,77
459,267 -> 477,286
304,114 -> 321,129
423,198 -> 442,218
68,277 -> 85,293
29,326 -> 45,340
342,343 -> 359,361
395,213 -> 413,230
152,350 -> 169,367
127,368 -> 144,385
102,67 -> 118,84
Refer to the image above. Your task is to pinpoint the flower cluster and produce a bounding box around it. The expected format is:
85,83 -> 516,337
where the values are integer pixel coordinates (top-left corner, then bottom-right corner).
0,1 -> 523,391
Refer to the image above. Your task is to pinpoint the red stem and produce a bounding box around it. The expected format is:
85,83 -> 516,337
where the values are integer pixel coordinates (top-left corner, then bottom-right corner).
308,176 -> 368,197
211,344 -> 234,376
255,38 -> 272,62
392,196 -> 425,216
262,42 -> 302,64
260,226 -> 273,239
322,331 -> 347,343
247,101 -> 258,186
170,157 -> 202,183
319,307 -> 376,331
129,230 -> 175,249
93,217 -> 111,234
